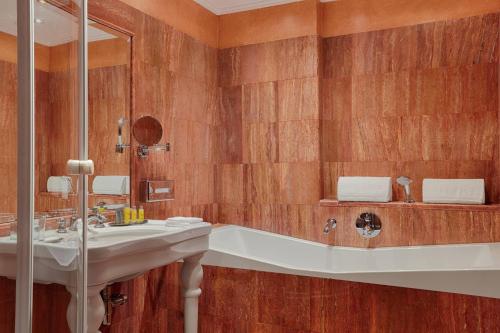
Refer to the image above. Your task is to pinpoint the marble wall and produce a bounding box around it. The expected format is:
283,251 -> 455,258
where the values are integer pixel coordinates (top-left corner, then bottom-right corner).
0,1 -> 499,332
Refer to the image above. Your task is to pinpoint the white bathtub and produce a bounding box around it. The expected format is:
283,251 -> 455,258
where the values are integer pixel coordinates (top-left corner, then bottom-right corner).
201,225 -> 500,299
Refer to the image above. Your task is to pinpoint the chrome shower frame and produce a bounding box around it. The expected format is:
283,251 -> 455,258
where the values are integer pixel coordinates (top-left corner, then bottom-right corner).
16,0 -> 89,331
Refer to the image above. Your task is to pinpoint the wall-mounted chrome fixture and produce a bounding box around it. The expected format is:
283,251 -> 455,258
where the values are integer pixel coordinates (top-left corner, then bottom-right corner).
323,218 -> 337,234
116,117 -> 131,153
102,286 -> 128,326
137,143 -> 170,158
132,116 -> 170,159
56,218 -> 68,234
140,179 -> 174,202
397,176 -> 415,203
355,212 -> 381,238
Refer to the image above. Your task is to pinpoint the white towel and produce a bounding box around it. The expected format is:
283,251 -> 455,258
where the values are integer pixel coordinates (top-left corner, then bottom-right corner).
92,176 -> 130,195
423,179 -> 485,205
337,176 -> 392,202
47,176 -> 72,193
166,216 -> 203,226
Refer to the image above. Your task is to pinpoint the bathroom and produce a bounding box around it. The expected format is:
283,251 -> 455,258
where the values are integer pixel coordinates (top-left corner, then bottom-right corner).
1,0 -> 499,331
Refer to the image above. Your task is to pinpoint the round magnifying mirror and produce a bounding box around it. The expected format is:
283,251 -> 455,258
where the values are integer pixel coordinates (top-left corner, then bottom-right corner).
132,116 -> 163,146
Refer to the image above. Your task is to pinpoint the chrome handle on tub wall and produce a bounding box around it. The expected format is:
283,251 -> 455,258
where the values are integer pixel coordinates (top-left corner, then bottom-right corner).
323,218 -> 337,234
355,213 -> 381,238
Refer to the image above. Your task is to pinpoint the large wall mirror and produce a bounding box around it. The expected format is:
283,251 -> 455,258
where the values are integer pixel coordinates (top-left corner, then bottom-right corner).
0,0 -> 131,221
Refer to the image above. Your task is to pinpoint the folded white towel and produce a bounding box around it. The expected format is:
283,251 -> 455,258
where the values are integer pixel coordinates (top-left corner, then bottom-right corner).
47,176 -> 72,193
337,176 -> 392,202
423,179 -> 485,205
92,176 -> 129,195
167,216 -> 203,224
166,216 -> 203,225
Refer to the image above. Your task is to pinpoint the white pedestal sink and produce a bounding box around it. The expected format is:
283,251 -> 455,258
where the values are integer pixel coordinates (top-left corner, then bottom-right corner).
0,220 -> 211,332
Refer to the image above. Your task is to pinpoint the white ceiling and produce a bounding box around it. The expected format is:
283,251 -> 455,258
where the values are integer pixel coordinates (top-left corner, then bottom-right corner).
194,0 -> 336,15
0,0 -> 116,47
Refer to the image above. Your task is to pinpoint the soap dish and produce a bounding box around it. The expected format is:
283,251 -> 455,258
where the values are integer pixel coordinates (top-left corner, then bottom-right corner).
110,220 -> 148,227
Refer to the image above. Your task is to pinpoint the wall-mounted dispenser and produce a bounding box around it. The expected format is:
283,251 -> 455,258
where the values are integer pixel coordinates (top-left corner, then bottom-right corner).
140,180 -> 175,202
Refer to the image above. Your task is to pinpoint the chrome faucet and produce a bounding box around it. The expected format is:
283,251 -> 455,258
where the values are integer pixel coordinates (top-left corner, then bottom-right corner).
397,176 -> 415,203
57,218 -> 68,233
323,218 -> 337,234
68,215 -> 104,235
88,213 -> 107,228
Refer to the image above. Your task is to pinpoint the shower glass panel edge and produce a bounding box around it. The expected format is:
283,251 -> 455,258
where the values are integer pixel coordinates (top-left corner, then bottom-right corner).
15,0 -> 90,331
16,0 -> 34,332
77,0 -> 89,331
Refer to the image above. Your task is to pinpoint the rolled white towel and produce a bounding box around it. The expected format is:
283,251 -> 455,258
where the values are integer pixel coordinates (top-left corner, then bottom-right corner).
92,176 -> 129,195
337,176 -> 392,202
423,179 -> 485,205
47,176 -> 72,193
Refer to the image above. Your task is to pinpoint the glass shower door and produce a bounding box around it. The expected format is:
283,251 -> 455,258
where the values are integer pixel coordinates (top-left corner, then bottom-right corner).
14,0 -> 90,332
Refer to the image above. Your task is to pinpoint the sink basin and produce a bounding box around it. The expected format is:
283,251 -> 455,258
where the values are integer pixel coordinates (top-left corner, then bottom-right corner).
0,220 -> 211,332
88,225 -> 182,244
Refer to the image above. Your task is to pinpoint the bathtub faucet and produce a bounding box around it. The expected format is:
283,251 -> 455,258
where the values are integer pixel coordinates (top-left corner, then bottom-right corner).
323,218 -> 337,234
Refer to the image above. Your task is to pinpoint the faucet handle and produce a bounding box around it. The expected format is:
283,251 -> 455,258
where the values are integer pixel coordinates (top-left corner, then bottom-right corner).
355,212 -> 382,238
57,218 -> 68,234
323,218 -> 337,235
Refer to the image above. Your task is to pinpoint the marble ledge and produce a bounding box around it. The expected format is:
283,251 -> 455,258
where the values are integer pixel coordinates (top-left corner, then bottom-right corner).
320,199 -> 500,212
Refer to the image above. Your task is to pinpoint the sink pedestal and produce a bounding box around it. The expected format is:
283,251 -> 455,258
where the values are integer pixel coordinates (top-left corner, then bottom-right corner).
65,253 -> 205,333
182,254 -> 204,333
66,283 -> 106,333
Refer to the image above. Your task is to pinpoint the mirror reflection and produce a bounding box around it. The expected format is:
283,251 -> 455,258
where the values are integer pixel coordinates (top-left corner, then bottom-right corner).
0,0 -> 131,223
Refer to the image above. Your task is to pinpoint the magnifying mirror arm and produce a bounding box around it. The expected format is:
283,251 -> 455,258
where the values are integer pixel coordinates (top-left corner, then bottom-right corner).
137,143 -> 170,158
115,143 -> 131,153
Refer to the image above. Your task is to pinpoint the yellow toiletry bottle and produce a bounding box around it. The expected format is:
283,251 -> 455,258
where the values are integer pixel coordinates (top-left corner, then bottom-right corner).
131,206 -> 137,224
124,206 -> 131,224
138,206 -> 144,223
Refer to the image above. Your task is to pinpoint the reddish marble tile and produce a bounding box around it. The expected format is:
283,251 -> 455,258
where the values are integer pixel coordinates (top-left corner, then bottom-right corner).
277,78 -> 319,121
216,164 -> 246,204
278,162 -> 321,205
216,86 -> 243,163
278,120 -> 320,163
242,82 -> 277,123
245,164 -> 280,205
239,36 -> 319,84
440,13 -> 499,67
218,47 -> 241,87
256,273 -> 311,331
242,122 -> 278,163
351,115 -> 401,162
352,25 -> 418,75
323,35 -> 353,79
421,112 -> 497,161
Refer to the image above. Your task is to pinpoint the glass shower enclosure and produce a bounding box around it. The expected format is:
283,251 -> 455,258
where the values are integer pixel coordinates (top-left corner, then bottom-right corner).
3,0 -> 91,331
